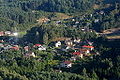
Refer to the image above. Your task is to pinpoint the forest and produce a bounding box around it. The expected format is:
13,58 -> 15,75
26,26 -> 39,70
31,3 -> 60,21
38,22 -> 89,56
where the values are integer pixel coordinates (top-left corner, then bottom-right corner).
0,0 -> 120,80
0,0 -> 120,31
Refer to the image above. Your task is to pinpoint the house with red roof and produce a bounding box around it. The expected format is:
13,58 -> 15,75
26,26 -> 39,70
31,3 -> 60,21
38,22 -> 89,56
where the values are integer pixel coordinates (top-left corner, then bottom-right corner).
33,44 -> 46,51
72,52 -> 83,58
0,31 -> 4,36
34,44 -> 42,47
24,46 -> 29,51
0,40 -> 4,43
10,46 -> 19,50
80,49 -> 90,54
82,45 -> 94,51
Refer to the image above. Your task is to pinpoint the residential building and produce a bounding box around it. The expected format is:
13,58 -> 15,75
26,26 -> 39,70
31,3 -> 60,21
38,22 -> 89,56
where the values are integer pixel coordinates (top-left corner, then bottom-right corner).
60,61 -> 72,68
55,41 -> 61,47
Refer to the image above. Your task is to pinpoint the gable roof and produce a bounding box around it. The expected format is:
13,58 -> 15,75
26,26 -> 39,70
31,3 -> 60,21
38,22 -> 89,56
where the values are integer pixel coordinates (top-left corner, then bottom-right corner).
24,46 -> 29,50
72,52 -> 81,55
82,45 -> 94,48
64,61 -> 71,64
10,46 -> 19,50
34,44 -> 42,47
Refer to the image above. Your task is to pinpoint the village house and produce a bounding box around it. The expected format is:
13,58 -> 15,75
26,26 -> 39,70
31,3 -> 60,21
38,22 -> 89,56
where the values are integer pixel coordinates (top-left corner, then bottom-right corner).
73,25 -> 77,27
70,56 -> 77,61
90,14 -> 93,17
72,51 -> 83,58
56,20 -> 62,24
94,19 -> 99,23
65,40 -> 73,46
82,45 -> 94,51
0,43 -> 4,48
10,46 -> 19,50
0,31 -> 4,36
4,45 -> 12,50
55,41 -> 62,47
65,46 -> 71,50
75,21 -> 79,24
80,49 -> 90,54
87,41 -> 93,46
54,70 -> 62,73
24,52 -> 36,58
12,32 -> 18,36
24,46 -> 29,51
100,11 -> 105,15
37,17 -> 50,23
73,38 -> 81,43
33,44 -> 46,51
4,31 -> 11,36
34,44 -> 42,47
90,51 -> 100,56
38,46 -> 46,51
60,61 -> 72,68
72,19 -> 75,21
0,40 -> 4,43
9,45 -> 19,50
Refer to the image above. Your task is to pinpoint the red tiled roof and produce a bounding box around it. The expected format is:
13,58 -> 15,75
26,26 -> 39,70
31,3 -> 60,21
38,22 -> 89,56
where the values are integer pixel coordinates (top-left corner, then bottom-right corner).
82,45 -> 94,48
0,32 -> 4,36
64,61 -> 71,64
34,44 -> 42,47
72,52 -> 81,55
10,47 -> 19,50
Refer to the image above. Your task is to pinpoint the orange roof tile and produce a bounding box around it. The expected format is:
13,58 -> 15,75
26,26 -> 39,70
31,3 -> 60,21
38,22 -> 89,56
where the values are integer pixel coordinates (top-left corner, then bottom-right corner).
82,45 -> 94,48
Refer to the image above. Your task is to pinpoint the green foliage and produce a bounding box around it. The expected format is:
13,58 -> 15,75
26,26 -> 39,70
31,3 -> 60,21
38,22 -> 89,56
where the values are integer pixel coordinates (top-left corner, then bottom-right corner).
0,67 -> 28,80
0,50 -> 22,60
0,0 -> 120,32
24,24 -> 97,44
0,0 -> 120,80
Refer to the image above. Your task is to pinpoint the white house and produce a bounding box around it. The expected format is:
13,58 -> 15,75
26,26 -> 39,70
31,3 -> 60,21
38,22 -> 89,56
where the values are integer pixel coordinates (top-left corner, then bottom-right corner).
25,52 -> 36,57
60,61 -> 72,68
24,46 -> 29,51
70,57 -> 76,61
38,46 -> 46,51
65,40 -> 73,46
94,19 -> 99,23
74,39 -> 81,43
55,41 -> 61,47
5,31 -> 11,35
88,41 -> 93,46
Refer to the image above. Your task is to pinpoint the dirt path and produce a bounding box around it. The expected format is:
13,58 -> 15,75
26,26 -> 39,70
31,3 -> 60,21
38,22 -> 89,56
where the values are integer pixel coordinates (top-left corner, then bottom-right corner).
98,28 -> 120,40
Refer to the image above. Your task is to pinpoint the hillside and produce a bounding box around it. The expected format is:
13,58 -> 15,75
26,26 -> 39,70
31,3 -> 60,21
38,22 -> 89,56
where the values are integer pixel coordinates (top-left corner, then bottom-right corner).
0,0 -> 120,31
0,0 -> 120,80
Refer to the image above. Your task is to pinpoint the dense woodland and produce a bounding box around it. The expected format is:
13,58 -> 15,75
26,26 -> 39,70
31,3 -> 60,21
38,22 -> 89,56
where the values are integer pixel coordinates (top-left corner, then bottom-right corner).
0,0 -> 120,80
